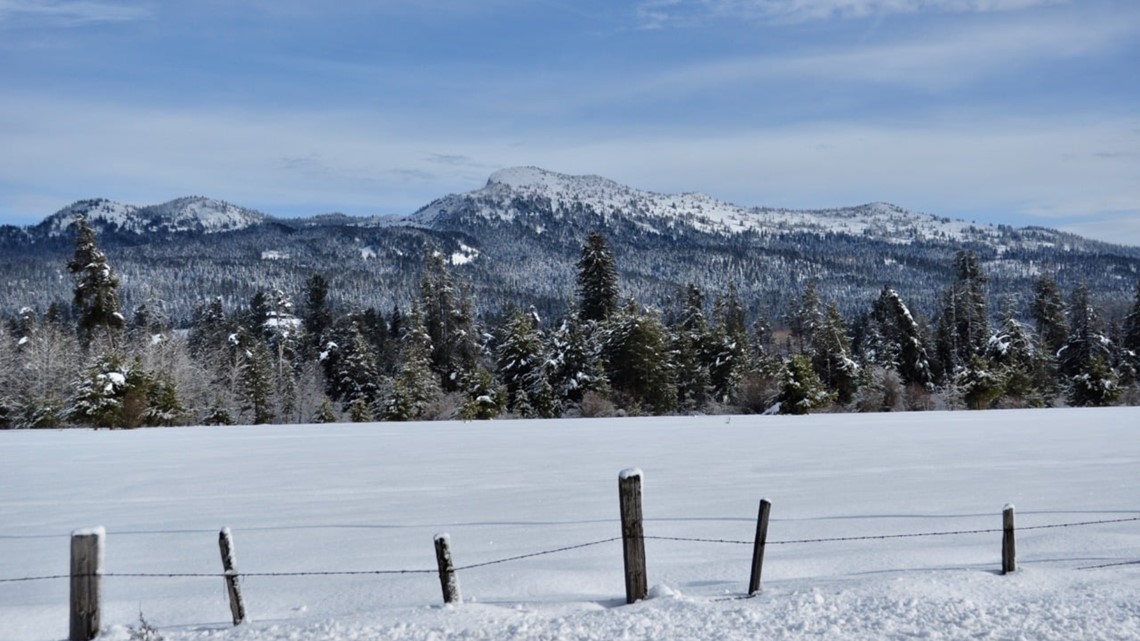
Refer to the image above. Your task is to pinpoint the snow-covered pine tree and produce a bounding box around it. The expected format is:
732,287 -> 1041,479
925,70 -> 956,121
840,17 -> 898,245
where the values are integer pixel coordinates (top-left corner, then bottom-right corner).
777,354 -> 833,414
788,280 -> 822,356
577,232 -> 620,323
547,315 -> 609,408
495,308 -> 557,417
68,216 -> 124,348
239,339 -> 275,424
302,274 -> 334,357
812,302 -> 860,405
707,284 -> 749,405
1059,283 -> 1120,406
1121,280 -> 1140,384
458,367 -> 506,420
934,250 -> 990,381
1031,276 -> 1069,359
320,315 -> 381,410
868,287 -> 933,388
602,302 -> 677,415
382,303 -> 442,421
985,306 -> 1051,407
419,251 -> 476,391
672,285 -> 712,411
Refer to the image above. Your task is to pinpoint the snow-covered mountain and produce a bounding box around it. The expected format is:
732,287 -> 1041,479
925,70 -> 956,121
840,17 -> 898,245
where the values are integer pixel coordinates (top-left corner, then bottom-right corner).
3,166 -> 1138,324
35,196 -> 267,236
405,166 -> 1065,251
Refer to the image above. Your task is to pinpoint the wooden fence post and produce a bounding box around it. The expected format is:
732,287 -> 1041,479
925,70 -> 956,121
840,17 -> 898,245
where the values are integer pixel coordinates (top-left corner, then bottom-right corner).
748,499 -> 772,595
434,533 -> 461,604
619,468 -> 647,604
218,528 -> 247,625
70,527 -> 104,641
1002,504 -> 1016,575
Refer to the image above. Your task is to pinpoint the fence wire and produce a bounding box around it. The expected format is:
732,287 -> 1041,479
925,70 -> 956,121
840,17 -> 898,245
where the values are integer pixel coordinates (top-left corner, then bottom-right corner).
3,515 -> 1138,584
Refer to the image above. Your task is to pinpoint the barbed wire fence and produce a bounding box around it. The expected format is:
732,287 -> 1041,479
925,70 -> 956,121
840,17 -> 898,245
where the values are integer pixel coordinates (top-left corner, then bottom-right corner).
3,471 -> 1139,640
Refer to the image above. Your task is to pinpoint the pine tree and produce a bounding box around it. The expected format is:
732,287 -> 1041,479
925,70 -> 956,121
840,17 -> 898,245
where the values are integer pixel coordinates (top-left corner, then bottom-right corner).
1031,276 -> 1069,358
867,287 -> 933,388
458,368 -> 506,420
789,281 -> 822,355
1121,280 -> 1140,379
302,274 -> 334,355
777,354 -> 833,414
68,216 -> 124,348
496,308 -> 556,416
1059,284 -> 1120,406
239,339 -> 275,424
383,303 -> 442,421
420,252 -> 476,391
321,316 -> 381,409
985,306 -> 1050,406
548,315 -> 608,407
577,232 -> 620,323
934,250 -> 990,379
0,324 -> 13,427
602,302 -> 677,414
672,285 -> 712,410
812,302 -> 860,405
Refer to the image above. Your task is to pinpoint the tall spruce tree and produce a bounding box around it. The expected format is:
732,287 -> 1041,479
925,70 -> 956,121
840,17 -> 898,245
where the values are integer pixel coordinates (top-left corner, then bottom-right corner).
602,302 -> 677,414
496,308 -> 556,416
1031,276 -> 1068,358
68,216 -> 124,347
1059,283 -> 1119,406
867,287 -> 933,388
1122,280 -> 1140,377
934,250 -> 990,379
672,285 -> 712,410
302,274 -> 333,356
812,302 -> 860,405
577,232 -> 620,323
383,303 -> 442,421
420,252 -> 475,391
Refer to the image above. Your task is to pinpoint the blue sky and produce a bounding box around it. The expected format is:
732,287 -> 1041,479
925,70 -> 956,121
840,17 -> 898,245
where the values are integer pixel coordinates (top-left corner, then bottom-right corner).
1,0 -> 1137,244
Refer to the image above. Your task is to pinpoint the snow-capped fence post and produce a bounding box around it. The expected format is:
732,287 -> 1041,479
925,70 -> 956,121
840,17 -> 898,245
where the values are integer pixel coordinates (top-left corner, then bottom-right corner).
434,533 -> 461,604
218,528 -> 246,625
1002,505 -> 1017,574
619,468 -> 647,604
69,527 -> 103,641
748,498 -> 772,595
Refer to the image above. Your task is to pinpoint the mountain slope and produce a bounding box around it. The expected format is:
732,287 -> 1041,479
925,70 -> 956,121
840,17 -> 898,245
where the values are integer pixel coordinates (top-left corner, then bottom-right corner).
2,167 -> 1138,325
33,196 -> 267,237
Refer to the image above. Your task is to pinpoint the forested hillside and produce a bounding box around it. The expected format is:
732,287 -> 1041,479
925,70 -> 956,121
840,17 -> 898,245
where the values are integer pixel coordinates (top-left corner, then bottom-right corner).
2,212 -> 1139,428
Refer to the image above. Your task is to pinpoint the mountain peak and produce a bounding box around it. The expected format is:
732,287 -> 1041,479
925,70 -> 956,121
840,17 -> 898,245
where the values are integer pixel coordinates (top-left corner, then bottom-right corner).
36,196 -> 267,237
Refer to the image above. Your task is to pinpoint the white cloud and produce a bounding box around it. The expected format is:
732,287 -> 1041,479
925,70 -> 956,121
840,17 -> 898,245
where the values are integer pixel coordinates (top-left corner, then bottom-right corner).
638,0 -> 1069,26
620,10 -> 1134,97
0,0 -> 150,25
1,94 -> 1138,245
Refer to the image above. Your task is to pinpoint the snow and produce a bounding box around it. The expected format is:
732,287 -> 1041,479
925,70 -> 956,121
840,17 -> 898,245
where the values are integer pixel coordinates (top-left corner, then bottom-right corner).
410,167 -> 1001,245
3,408 -> 1140,641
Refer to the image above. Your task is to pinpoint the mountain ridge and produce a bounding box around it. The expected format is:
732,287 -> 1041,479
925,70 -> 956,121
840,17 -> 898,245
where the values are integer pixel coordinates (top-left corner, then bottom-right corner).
2,167 -> 1138,326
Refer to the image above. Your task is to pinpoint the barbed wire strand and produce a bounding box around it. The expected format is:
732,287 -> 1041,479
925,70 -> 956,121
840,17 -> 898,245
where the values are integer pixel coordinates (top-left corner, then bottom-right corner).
2,516 -> 1136,584
455,536 -> 622,571
645,515 -> 1140,547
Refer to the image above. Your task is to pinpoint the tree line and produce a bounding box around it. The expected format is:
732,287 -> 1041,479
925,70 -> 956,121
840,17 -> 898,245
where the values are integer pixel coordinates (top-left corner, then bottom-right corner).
2,219 -> 1139,428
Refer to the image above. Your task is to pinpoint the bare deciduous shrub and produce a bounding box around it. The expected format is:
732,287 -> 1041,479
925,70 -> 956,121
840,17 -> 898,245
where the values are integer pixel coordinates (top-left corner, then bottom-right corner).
579,391 -> 615,418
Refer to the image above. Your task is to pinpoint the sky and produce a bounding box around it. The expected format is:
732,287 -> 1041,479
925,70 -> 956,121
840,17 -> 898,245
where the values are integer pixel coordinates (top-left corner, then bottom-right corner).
0,0 -> 1137,244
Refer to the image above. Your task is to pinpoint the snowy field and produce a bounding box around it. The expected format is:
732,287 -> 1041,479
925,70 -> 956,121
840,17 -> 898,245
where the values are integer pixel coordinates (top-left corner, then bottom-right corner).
3,408 -> 1140,640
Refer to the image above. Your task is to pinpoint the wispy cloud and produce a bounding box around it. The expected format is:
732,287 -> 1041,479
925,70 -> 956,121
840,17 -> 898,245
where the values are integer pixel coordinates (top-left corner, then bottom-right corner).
637,0 -> 1069,26
2,92 -> 1137,243
0,0 -> 151,26
619,10 -> 1133,97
